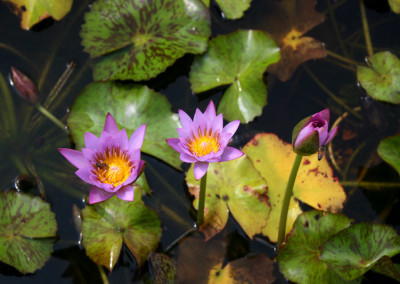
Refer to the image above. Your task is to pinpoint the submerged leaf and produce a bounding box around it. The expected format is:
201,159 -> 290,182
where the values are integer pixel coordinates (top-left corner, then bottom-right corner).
149,253 -> 177,284
377,133 -> 400,176
320,223 -> 400,280
243,133 -> 346,242
68,81 -> 181,170
190,29 -> 280,123
81,189 -> 161,271
0,191 -> 57,274
357,51 -> 400,104
3,0 -> 73,30
214,0 -> 253,19
80,0 -> 211,81
186,156 -> 270,240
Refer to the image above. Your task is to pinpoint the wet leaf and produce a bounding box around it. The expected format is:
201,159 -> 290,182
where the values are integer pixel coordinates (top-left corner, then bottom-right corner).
377,133 -> 400,176
80,0 -> 211,81
243,133 -> 346,242
389,0 -> 400,13
277,210 -> 357,283
215,0 -> 253,19
68,81 -> 181,170
149,253 -> 176,284
371,256 -> 400,282
357,51 -> 400,104
186,156 -> 270,240
3,0 -> 72,30
189,29 -> 280,123
0,191 -> 57,274
262,0 -> 327,81
81,188 -> 161,271
320,223 -> 400,280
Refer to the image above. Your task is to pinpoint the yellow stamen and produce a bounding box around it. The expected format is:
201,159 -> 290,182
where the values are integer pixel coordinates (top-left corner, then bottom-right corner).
93,147 -> 134,188
186,127 -> 220,157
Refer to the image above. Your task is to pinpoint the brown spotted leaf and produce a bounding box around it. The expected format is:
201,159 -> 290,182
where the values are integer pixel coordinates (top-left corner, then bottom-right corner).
262,0 -> 327,81
185,156 -> 270,241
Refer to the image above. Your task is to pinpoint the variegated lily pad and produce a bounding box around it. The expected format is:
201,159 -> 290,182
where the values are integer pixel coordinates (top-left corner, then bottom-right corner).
81,0 -> 211,81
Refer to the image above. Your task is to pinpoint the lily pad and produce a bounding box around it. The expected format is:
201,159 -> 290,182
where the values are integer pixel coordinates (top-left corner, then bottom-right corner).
186,156 -> 270,241
68,81 -> 181,170
242,133 -> 346,242
320,223 -> 400,280
215,0 -> 253,19
80,0 -> 211,81
3,0 -> 72,30
357,51 -> 400,104
262,0 -> 327,81
149,253 -> 177,283
81,188 -> 161,271
0,191 -> 57,274
277,210 -> 357,283
389,0 -> 400,13
377,133 -> 400,176
189,29 -> 280,123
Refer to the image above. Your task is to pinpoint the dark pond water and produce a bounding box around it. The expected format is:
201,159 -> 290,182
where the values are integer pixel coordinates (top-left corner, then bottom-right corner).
1,0 -> 400,283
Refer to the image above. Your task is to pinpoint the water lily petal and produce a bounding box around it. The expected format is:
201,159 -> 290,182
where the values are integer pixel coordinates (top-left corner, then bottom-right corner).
222,120 -> 240,135
103,113 -> 119,134
193,161 -> 209,180
115,128 -> 129,150
116,185 -> 135,201
193,109 -> 203,126
179,109 -> 193,129
324,126 -> 338,145
204,100 -> 216,120
211,113 -> 223,133
129,124 -> 146,151
75,168 -> 93,184
219,147 -> 244,162
58,148 -> 86,169
294,123 -> 316,148
84,132 -> 100,149
88,187 -> 115,204
317,108 -> 330,122
166,138 -> 182,152
180,153 -> 197,163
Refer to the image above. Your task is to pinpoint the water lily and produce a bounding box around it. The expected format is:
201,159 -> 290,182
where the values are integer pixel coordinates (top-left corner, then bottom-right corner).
166,100 -> 243,180
292,108 -> 338,156
59,113 -> 145,204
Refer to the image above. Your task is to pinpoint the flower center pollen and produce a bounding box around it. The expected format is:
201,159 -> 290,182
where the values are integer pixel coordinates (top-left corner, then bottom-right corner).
187,128 -> 220,157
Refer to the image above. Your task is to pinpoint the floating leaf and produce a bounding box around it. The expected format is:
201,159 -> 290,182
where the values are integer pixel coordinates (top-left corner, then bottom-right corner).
3,0 -> 72,30
320,223 -> 400,280
81,188 -> 161,271
80,0 -> 211,81
243,133 -> 346,242
189,29 -> 280,123
0,191 -> 57,274
186,156 -> 270,240
68,81 -> 181,170
357,51 -> 400,104
371,256 -> 400,282
149,253 -> 177,283
262,0 -> 327,81
389,0 -> 400,13
214,0 -> 253,19
277,210 -> 357,283
377,133 -> 400,176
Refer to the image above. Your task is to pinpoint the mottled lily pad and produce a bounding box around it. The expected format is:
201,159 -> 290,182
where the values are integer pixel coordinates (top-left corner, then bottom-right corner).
186,156 -> 270,240
3,0 -> 72,30
0,191 -> 57,274
389,0 -> 400,13
80,0 -> 211,81
215,0 -> 253,19
277,210 -> 357,283
149,253 -> 176,283
189,29 -> 280,123
377,133 -> 400,176
320,223 -> 400,280
357,51 -> 400,104
68,81 -> 181,170
243,133 -> 346,242
81,188 -> 161,271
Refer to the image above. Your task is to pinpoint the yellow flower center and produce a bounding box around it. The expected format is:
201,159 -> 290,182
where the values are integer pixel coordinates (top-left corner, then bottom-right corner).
186,127 -> 220,157
93,147 -> 134,188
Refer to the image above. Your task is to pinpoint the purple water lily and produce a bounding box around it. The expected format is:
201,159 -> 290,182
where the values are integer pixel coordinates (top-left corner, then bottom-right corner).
167,101 -> 243,180
292,108 -> 338,156
59,113 -> 145,204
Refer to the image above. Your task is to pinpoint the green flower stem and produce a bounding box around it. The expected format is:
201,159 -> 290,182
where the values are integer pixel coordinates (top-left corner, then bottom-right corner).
277,154 -> 303,248
360,0 -> 373,56
35,104 -> 67,132
196,172 -> 208,228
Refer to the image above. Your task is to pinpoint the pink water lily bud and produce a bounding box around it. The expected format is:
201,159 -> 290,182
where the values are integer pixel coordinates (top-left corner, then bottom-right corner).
292,108 -> 338,156
167,101 -> 244,180
10,67 -> 39,105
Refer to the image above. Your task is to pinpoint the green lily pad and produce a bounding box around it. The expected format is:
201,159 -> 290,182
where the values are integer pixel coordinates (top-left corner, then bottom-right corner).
371,256 -> 400,282
277,210 -> 357,283
186,156 -> 270,240
377,134 -> 400,176
149,253 -> 176,283
80,0 -> 211,81
3,0 -> 72,30
81,188 -> 161,271
215,0 -> 253,19
68,81 -> 181,170
0,191 -> 57,274
357,51 -> 400,104
389,0 -> 400,13
189,29 -> 280,123
320,223 -> 400,280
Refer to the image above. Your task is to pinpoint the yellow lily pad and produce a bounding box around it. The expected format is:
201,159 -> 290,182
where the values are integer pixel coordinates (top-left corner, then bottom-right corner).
243,133 -> 346,242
